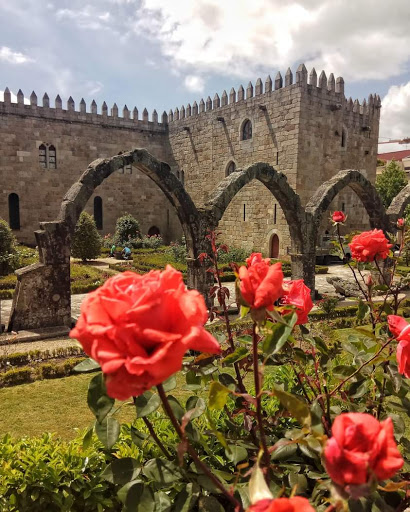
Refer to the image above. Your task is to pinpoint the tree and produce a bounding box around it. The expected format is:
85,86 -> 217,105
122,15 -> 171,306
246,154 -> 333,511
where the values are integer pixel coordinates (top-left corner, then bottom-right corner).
0,218 -> 19,276
114,213 -> 141,245
71,212 -> 101,262
375,159 -> 408,208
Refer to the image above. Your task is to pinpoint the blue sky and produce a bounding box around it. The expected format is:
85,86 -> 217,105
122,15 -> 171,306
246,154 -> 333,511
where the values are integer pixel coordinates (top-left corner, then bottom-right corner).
1,0 -> 410,152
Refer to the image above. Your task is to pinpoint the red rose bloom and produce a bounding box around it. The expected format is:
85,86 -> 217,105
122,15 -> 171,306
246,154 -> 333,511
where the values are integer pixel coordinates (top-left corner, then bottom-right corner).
281,279 -> 313,324
397,218 -> 405,228
388,315 -> 410,378
239,253 -> 284,310
324,413 -> 403,489
332,211 -> 347,223
349,229 -> 392,262
70,267 -> 220,400
248,497 -> 315,512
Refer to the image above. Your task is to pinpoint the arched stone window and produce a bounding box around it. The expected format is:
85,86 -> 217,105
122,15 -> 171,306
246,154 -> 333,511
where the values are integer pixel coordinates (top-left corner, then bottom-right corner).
341,127 -> 347,148
39,144 -> 47,168
241,119 -> 252,141
94,196 -> 103,230
148,226 -> 160,236
8,193 -> 20,230
181,170 -> 185,185
48,145 -> 57,169
226,161 -> 236,176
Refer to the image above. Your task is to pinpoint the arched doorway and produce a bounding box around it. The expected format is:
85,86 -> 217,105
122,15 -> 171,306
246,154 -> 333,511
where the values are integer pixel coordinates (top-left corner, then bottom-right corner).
148,226 -> 160,236
269,234 -> 279,258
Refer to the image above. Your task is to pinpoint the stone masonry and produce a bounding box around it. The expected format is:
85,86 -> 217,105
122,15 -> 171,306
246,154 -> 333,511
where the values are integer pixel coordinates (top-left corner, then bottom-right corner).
1,64 -> 380,259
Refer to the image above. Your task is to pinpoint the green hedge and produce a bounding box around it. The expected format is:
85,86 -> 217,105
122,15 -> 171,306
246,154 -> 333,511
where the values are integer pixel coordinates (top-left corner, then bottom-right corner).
0,346 -> 84,371
0,357 -> 86,388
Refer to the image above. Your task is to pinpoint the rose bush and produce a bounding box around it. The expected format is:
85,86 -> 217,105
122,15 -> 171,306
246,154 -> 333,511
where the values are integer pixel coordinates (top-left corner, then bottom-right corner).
68,224 -> 410,512
70,267 -> 220,399
349,229 -> 392,262
324,413 -> 403,489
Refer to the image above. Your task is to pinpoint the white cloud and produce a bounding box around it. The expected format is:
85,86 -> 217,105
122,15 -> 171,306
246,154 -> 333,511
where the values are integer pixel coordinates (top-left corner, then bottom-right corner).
134,0 -> 410,82
0,46 -> 33,65
184,75 -> 205,93
56,7 -> 112,30
85,80 -> 104,96
378,81 -> 410,152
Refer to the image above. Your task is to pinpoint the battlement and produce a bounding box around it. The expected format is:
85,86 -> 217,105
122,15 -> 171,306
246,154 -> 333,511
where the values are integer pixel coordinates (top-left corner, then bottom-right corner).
168,63 -> 381,124
0,87 -> 168,133
0,64 -> 381,132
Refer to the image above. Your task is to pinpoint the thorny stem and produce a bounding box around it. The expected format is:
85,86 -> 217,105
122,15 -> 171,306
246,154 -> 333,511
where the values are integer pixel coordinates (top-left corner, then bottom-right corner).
157,384 -> 243,511
329,338 -> 394,397
252,323 -> 271,471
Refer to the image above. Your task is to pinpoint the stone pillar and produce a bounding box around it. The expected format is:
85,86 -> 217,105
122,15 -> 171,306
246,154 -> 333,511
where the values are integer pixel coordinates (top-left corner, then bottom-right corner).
290,221 -> 317,296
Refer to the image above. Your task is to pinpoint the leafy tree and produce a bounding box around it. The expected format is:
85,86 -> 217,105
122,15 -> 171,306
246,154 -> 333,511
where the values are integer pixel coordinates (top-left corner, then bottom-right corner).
375,159 -> 408,208
0,218 -> 19,276
71,212 -> 102,262
114,213 -> 141,245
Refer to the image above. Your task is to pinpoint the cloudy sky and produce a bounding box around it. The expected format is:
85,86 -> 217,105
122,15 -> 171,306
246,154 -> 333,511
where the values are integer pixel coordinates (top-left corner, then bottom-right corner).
1,0 -> 410,152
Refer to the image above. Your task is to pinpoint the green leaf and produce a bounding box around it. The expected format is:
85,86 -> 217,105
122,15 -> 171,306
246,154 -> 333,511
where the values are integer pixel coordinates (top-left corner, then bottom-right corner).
101,457 -> 141,485
185,396 -> 206,420
225,445 -> 248,465
198,496 -> 225,511
218,372 -> 237,389
310,336 -> 329,355
95,417 -> 120,449
271,441 -> 298,461
333,365 -> 355,379
348,380 -> 369,399
288,473 -> 307,493
222,346 -> 249,365
118,481 -> 154,512
73,358 -> 101,373
273,387 -> 311,427
87,373 -> 114,423
262,313 -> 297,355
186,370 -> 201,386
130,426 -> 149,448
237,335 -> 253,345
173,483 -> 200,512
167,395 -> 185,421
208,381 -> 231,410
162,375 -> 177,392
357,299 -> 370,321
154,491 -> 173,512
142,458 -> 182,485
133,391 -> 161,418
82,426 -> 94,450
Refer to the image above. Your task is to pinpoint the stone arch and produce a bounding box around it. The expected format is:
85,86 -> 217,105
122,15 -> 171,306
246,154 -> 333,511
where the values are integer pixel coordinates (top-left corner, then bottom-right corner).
305,169 -> 389,233
9,148 -> 210,331
205,162 -> 313,289
387,183 -> 410,223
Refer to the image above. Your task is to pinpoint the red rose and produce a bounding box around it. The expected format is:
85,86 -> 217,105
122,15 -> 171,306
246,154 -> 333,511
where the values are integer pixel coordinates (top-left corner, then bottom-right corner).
332,211 -> 347,223
70,267 -> 220,400
248,497 -> 315,512
348,229 -> 392,262
388,315 -> 410,378
281,279 -> 313,324
324,413 -> 403,490
239,253 -> 284,310
397,218 -> 405,228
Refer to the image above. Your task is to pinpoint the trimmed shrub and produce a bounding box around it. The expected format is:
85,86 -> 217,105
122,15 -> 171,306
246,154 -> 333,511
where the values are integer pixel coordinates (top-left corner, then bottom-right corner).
0,219 -> 19,276
114,213 -> 141,245
71,212 -> 102,262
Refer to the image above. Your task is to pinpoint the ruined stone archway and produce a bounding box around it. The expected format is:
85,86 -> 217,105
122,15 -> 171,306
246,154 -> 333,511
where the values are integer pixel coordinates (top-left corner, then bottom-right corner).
305,169 -> 390,233
9,149 -> 210,331
204,162 -> 315,290
387,183 -> 410,224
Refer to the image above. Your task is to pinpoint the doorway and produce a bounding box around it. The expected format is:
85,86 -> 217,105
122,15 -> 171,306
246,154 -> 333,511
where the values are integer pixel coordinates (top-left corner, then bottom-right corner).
269,234 -> 279,258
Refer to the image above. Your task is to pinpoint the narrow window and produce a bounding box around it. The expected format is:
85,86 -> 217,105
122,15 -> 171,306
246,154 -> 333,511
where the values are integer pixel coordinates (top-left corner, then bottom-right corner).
181,170 -> 185,185
8,193 -> 20,230
167,210 -> 170,227
94,196 -> 103,230
39,144 -> 47,168
342,202 -> 345,211
48,145 -> 57,169
341,127 -> 347,148
243,204 -> 246,222
276,152 -> 279,165
274,204 -> 277,225
176,170 -> 180,180
226,161 -> 236,176
242,119 -> 252,141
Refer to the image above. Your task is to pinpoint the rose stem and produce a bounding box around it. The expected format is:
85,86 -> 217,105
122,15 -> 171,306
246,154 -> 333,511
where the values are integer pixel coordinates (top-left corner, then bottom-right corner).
252,323 -> 270,470
132,397 -> 173,460
157,383 -> 243,511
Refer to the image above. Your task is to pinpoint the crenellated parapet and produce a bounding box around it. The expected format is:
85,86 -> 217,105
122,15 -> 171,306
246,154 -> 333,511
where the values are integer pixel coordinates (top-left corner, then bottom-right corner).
0,89 -> 168,133
166,64 -> 381,126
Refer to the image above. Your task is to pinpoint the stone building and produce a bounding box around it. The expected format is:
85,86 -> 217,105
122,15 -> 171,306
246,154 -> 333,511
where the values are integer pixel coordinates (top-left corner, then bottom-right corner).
0,64 -> 380,257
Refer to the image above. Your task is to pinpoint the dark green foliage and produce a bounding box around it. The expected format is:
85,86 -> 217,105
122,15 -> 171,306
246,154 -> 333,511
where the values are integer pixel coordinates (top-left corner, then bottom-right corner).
375,159 -> 408,208
114,213 -> 141,245
71,212 -> 102,261
0,219 -> 19,276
